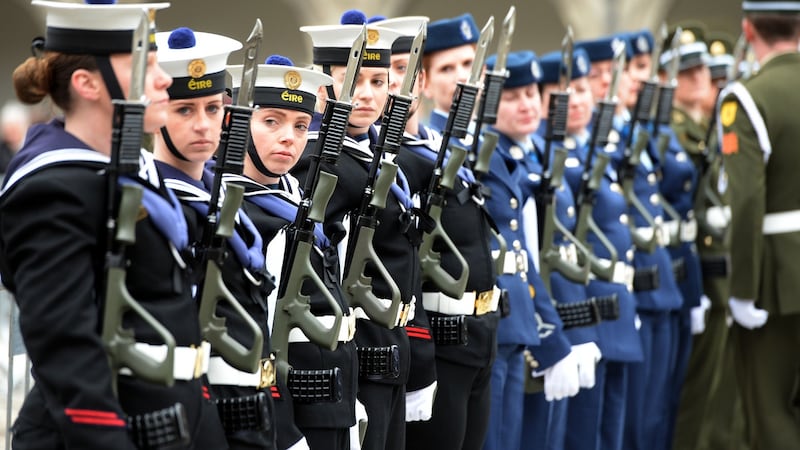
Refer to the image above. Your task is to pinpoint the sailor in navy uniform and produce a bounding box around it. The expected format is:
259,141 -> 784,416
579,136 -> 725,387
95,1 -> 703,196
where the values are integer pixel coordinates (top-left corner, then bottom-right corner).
567,35 -> 644,450
292,11 -> 428,450
0,2 -> 227,448
222,55 -> 357,450
612,29 -> 684,450
655,26 -> 705,449
375,15 -> 502,450
153,28 -> 291,450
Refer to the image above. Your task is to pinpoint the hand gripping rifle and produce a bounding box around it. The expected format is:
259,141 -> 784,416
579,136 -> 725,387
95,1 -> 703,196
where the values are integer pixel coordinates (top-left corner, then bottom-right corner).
618,26 -> 663,254
419,19 -> 493,299
536,28 -> 591,293
102,11 -> 177,393
573,42 -> 627,281
271,28 -> 368,382
651,25 -> 683,247
197,20 -> 264,374
342,25 -> 423,329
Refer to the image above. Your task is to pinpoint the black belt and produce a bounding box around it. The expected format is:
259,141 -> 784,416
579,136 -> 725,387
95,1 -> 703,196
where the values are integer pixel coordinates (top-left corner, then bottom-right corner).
429,315 -> 468,345
633,265 -> 660,292
555,294 -> 619,329
287,368 -> 343,403
357,345 -> 400,381
701,256 -> 729,278
128,402 -> 190,449
672,257 -> 687,282
215,392 -> 270,434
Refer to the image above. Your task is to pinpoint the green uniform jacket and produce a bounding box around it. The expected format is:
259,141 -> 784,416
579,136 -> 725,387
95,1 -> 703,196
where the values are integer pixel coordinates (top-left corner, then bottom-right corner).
721,51 -> 800,315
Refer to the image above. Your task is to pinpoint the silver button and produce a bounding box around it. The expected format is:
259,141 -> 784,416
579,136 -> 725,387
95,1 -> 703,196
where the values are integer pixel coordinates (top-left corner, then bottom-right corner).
567,206 -> 575,218
512,240 -> 522,251
683,180 -> 692,192
610,182 -> 623,194
676,152 -> 687,162
626,249 -> 634,261
647,173 -> 657,185
650,193 -> 660,205
619,214 -> 629,225
510,146 -> 524,160
510,219 -> 519,231
510,198 -> 519,209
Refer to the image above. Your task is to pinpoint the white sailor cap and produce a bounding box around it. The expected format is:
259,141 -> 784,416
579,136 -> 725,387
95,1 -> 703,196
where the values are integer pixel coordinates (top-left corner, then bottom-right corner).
369,16 -> 429,54
156,28 -> 241,99
33,0 -> 169,55
228,55 -> 333,115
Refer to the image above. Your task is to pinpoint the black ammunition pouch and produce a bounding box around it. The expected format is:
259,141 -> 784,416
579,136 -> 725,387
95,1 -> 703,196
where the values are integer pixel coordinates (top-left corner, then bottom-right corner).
429,315 -> 468,345
215,392 -> 270,434
555,294 -> 620,329
357,345 -> 400,381
287,368 -> 343,404
633,265 -> 660,292
127,402 -> 190,449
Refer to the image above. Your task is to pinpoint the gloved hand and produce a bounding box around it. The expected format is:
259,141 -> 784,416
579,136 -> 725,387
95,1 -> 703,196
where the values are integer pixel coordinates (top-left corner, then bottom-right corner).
405,381 -> 437,422
349,399 -> 368,450
729,297 -> 768,329
571,342 -> 602,389
539,351 -> 580,401
691,295 -> 712,335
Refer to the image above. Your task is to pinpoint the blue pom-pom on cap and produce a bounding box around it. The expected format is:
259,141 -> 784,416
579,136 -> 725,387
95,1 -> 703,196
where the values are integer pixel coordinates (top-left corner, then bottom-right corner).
265,54 -> 294,66
168,27 -> 196,49
84,0 -> 117,4
340,10 -> 367,25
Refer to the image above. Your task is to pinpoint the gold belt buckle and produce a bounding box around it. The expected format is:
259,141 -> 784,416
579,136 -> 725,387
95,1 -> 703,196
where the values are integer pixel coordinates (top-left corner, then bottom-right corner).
191,344 -> 205,379
475,290 -> 493,316
258,355 -> 276,389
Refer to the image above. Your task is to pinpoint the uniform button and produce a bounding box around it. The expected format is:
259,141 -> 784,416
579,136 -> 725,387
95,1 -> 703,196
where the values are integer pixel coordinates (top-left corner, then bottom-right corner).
512,240 -> 522,251
610,182 -> 623,194
510,198 -> 519,209
650,193 -> 660,205
626,249 -> 634,261
683,180 -> 692,192
567,206 -> 575,218
647,173 -> 657,185
559,185 -> 566,192
619,214 -> 629,225
704,235 -> 712,247
676,152 -> 688,162
510,219 -> 519,231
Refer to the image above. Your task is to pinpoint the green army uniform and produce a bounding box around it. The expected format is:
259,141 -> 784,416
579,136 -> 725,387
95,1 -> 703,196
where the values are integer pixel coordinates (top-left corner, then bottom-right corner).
721,49 -> 800,449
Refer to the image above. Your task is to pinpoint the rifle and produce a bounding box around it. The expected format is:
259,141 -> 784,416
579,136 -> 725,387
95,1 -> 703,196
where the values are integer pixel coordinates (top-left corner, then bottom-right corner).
618,25 -> 663,254
573,42 -> 627,281
419,18 -> 493,299
341,24 -> 422,329
102,11 -> 176,394
536,27 -> 591,293
652,25 -> 683,247
271,27 -> 367,382
468,9 -> 513,278
197,20 -> 264,374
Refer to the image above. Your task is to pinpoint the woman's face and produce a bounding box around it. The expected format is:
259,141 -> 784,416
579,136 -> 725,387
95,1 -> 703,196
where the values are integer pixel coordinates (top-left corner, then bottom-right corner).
494,83 -> 542,142
249,107 -> 311,179
326,65 -> 388,134
421,44 -> 476,111
567,77 -> 594,134
110,51 -> 172,133
160,94 -> 224,164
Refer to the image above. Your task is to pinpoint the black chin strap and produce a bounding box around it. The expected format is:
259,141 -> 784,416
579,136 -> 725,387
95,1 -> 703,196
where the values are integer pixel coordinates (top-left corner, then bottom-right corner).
159,127 -> 191,161
247,140 -> 284,178
94,55 -> 125,101
323,64 -> 337,102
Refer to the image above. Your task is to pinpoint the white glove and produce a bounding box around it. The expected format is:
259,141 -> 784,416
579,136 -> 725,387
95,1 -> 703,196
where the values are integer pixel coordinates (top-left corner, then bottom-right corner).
634,314 -> 642,330
349,399 -> 368,450
691,295 -> 712,335
405,381 -> 437,422
571,342 -> 602,389
729,297 -> 768,329
539,351 -> 580,401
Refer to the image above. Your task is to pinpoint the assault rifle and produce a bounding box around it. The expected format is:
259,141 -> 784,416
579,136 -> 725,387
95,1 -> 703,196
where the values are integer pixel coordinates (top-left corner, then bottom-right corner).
419,18 -> 493,298
197,20 -> 264,374
102,11 -> 177,393
271,27 -> 368,382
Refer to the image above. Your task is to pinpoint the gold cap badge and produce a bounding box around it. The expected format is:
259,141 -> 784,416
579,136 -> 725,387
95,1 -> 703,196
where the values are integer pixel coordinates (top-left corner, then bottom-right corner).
284,70 -> 302,90
188,59 -> 207,78
367,28 -> 380,45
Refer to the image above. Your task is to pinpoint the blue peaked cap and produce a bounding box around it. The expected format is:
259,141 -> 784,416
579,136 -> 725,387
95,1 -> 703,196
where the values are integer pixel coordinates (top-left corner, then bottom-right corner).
486,50 -> 542,88
424,13 -> 479,54
538,47 -> 591,85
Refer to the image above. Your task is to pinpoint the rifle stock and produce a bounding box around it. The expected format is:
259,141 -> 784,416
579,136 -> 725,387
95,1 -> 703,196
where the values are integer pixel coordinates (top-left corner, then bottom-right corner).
573,153 -> 618,280
621,131 -> 659,253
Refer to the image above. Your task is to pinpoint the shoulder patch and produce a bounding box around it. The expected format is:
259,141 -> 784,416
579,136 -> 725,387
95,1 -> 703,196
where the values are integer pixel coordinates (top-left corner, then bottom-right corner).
722,132 -> 738,155
720,101 -> 737,128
